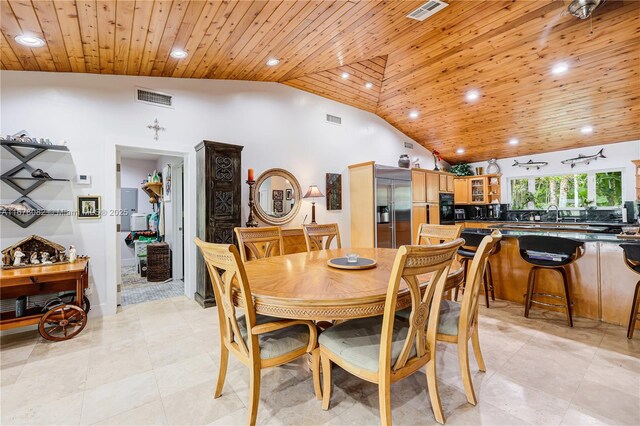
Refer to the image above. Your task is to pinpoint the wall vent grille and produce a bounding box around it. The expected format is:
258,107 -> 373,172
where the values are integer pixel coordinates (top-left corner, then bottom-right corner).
326,114 -> 342,125
404,142 -> 414,149
407,0 -> 448,21
136,88 -> 173,108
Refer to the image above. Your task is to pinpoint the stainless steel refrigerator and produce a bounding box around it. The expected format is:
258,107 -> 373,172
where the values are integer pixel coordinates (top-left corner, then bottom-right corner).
375,166 -> 412,248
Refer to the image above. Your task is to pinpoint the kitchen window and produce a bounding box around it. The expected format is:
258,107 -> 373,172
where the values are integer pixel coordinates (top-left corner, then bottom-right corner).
509,170 -> 623,209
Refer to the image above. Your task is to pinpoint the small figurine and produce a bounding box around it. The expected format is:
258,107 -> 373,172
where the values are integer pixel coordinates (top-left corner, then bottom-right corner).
69,245 -> 77,263
2,252 -> 11,266
41,252 -> 51,264
13,247 -> 25,266
30,252 -> 40,264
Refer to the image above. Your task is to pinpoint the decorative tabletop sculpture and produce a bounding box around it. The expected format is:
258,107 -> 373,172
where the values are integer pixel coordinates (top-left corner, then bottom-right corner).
13,248 -> 25,266
487,159 -> 501,174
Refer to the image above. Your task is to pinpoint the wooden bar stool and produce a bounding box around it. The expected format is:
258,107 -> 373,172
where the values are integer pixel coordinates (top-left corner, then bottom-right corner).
455,231 -> 500,308
620,244 -> 640,339
518,236 -> 584,327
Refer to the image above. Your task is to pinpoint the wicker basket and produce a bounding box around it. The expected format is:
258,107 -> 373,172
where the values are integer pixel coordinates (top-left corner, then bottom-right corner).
147,242 -> 171,282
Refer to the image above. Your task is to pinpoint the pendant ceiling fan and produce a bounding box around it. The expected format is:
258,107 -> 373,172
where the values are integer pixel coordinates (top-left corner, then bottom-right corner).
566,0 -> 605,19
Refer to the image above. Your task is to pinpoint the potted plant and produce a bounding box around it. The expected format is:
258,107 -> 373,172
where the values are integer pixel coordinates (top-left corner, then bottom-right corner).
449,163 -> 473,176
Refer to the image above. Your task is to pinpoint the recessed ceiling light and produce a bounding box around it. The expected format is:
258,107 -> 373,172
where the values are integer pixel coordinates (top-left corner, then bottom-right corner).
266,58 -> 280,66
551,61 -> 569,75
509,138 -> 519,145
465,90 -> 480,102
456,148 -> 465,154
15,35 -> 45,48
341,72 -> 350,79
170,49 -> 188,59
365,82 -> 373,89
408,110 -> 419,119
581,125 -> 594,134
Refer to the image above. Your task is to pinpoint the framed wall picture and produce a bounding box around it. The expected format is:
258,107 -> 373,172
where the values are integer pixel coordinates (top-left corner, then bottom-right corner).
162,164 -> 172,202
286,188 -> 293,200
326,173 -> 342,210
77,195 -> 101,219
272,189 -> 284,201
273,199 -> 283,213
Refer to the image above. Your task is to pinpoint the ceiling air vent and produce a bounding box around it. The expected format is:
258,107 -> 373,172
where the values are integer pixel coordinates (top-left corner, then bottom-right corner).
326,114 -> 342,125
407,0 -> 448,21
404,141 -> 414,149
136,88 -> 173,108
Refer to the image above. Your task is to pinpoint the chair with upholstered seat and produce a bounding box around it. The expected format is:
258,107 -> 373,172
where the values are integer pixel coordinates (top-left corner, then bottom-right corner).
416,223 -> 463,245
302,223 -> 341,251
620,244 -> 640,339
319,239 -> 464,424
235,226 -> 284,262
454,231 -> 501,308
435,231 -> 502,406
518,235 -> 584,327
194,238 -> 321,426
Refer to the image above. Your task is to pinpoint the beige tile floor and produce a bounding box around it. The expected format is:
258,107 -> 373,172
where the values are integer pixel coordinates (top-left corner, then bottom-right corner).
1,297 -> 639,425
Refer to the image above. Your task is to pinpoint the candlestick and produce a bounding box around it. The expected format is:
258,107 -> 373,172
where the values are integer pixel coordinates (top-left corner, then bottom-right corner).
246,180 -> 258,227
247,168 -> 254,182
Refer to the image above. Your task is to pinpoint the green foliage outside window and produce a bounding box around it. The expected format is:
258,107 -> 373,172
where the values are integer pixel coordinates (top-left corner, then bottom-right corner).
595,172 -> 622,207
509,171 -> 619,210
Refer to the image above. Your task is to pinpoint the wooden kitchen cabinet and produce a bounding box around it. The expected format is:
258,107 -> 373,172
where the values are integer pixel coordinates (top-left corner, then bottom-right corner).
411,204 -> 428,244
438,173 -> 454,193
426,172 -> 439,203
429,204 -> 440,225
411,170 -> 426,202
469,177 -> 488,204
439,174 -> 447,192
454,178 -> 469,204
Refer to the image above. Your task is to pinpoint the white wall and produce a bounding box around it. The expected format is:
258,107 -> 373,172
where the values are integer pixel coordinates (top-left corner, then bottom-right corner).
119,157 -> 156,266
0,70 -> 436,316
468,140 -> 640,203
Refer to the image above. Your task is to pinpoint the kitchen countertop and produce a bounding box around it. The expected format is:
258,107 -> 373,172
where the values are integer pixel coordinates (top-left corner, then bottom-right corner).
464,227 -> 634,243
456,219 -> 624,227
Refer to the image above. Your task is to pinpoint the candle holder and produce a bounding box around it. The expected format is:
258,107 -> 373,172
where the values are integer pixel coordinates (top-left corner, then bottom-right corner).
246,180 -> 258,227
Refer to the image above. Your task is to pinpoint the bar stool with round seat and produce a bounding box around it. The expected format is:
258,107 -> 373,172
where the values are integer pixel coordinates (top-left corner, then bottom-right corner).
455,231 -> 501,308
620,244 -> 640,339
518,235 -> 584,327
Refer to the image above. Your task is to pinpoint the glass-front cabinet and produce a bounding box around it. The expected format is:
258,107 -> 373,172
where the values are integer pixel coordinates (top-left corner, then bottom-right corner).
469,177 -> 487,204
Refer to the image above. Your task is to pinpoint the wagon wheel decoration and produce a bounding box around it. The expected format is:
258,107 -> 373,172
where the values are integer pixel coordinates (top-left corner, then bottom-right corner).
38,304 -> 87,341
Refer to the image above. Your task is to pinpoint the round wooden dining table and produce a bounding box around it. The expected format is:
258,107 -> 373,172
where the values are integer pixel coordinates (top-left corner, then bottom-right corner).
241,247 -> 464,321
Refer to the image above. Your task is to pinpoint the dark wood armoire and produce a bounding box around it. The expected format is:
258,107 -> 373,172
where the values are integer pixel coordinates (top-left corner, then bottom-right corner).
195,140 -> 244,307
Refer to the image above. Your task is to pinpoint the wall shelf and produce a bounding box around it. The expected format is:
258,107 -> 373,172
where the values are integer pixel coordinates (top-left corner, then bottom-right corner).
141,182 -> 163,203
1,139 -> 71,228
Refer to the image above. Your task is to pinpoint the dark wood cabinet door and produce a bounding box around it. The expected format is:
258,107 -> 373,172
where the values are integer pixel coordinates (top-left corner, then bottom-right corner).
195,140 -> 243,308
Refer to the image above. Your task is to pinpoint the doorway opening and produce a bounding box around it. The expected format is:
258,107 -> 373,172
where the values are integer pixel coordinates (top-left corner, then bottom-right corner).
116,148 -> 185,306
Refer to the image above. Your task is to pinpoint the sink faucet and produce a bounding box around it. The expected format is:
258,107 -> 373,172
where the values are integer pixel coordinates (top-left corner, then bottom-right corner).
547,204 -> 560,223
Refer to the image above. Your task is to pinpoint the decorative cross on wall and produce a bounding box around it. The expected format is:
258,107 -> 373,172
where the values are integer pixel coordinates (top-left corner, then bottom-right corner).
147,118 -> 165,141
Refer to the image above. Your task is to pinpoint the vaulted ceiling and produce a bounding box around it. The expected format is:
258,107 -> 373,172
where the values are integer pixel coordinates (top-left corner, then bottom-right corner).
1,0 -> 639,162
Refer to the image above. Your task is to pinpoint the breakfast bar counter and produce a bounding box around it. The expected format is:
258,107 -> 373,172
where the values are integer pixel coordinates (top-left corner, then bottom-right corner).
466,228 -> 639,328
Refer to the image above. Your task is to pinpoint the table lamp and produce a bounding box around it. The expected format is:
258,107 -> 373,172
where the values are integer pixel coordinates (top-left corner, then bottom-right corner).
303,185 -> 325,224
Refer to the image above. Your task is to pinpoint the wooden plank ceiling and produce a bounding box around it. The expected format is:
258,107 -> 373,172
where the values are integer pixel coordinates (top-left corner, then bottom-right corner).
1,0 -> 639,162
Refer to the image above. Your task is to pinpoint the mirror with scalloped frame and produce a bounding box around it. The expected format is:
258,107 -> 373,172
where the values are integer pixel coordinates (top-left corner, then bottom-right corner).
252,168 -> 302,225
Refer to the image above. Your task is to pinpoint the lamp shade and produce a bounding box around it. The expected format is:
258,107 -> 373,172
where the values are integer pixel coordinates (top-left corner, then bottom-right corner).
303,185 -> 325,199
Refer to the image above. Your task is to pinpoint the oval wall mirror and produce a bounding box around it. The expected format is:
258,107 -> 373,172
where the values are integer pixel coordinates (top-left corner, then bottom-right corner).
252,168 -> 302,226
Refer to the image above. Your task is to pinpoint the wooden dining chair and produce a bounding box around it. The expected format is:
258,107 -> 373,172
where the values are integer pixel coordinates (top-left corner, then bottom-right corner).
436,231 -> 502,406
319,239 -> 464,425
234,226 -> 284,262
397,232 -> 502,405
416,223 -> 463,245
302,223 -> 341,252
194,238 -> 321,426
